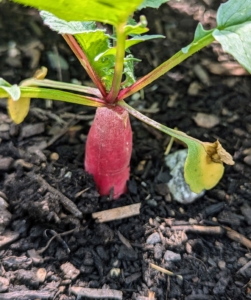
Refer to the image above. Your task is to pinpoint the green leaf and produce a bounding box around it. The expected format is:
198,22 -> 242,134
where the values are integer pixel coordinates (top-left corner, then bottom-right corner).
0,78 -> 20,100
75,31 -> 115,89
137,0 -> 168,10
124,16 -> 149,36
12,0 -> 144,26
211,0 -> 251,75
40,11 -> 96,34
213,22 -> 251,74
122,55 -> 137,88
95,35 -> 164,61
217,0 -> 251,28
182,23 -> 213,54
41,11 -> 114,89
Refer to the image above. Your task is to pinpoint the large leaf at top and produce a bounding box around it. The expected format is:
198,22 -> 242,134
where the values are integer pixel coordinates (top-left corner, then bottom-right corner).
12,0 -> 144,26
216,0 -> 251,28
40,11 -> 97,34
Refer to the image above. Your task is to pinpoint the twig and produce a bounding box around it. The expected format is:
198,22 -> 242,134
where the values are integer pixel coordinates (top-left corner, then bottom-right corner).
222,226 -> 251,249
70,286 -> 123,299
37,227 -> 77,254
117,230 -> 133,249
26,173 -> 83,218
92,203 -> 141,223
171,225 -> 224,235
171,224 -> 251,249
0,291 -> 54,300
150,263 -> 183,280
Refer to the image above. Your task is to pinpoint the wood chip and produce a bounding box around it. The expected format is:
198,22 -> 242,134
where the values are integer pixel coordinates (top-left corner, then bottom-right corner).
70,286 -> 123,299
193,113 -> 220,128
0,230 -> 19,249
92,203 -> 141,223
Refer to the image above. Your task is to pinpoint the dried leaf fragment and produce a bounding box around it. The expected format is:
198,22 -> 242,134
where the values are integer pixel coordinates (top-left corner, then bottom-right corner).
193,113 -> 220,128
203,140 -> 234,165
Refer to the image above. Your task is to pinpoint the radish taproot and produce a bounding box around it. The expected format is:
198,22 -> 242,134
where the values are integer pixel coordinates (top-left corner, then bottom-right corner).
85,105 -> 132,199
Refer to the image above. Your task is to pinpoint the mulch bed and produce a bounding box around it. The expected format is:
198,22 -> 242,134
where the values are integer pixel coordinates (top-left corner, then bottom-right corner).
1,0 -> 251,299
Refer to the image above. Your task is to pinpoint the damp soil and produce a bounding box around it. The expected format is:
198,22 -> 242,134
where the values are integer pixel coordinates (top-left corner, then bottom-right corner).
1,0 -> 251,299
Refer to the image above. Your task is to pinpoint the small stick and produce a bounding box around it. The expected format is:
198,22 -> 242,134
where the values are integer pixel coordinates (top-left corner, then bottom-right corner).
150,263 -> 183,281
70,287 -> 122,299
0,291 -> 54,300
37,227 -> 76,254
92,203 -> 141,223
171,225 -> 224,235
27,173 -> 83,218
222,226 -> 251,249
171,224 -> 251,249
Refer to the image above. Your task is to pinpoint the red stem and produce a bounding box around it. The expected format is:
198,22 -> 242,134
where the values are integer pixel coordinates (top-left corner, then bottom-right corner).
63,34 -> 107,98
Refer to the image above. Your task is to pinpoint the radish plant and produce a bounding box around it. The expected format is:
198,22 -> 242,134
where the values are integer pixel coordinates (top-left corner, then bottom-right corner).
1,0 -> 249,199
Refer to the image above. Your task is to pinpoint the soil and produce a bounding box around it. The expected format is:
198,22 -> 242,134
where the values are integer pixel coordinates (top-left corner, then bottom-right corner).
1,0 -> 251,299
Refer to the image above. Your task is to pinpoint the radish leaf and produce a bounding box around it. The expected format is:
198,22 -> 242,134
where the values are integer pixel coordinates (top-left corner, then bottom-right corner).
0,78 -> 20,100
213,23 -> 251,73
12,0 -> 143,26
95,35 -> 164,61
216,0 -> 251,28
213,0 -> 251,74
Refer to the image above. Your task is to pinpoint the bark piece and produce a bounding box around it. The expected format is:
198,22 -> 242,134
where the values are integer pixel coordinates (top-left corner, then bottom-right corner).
0,291 -> 54,299
92,203 -> 141,223
0,157 -> 13,171
70,286 -> 123,299
20,123 -> 45,138
0,231 -> 19,249
60,262 -> 80,280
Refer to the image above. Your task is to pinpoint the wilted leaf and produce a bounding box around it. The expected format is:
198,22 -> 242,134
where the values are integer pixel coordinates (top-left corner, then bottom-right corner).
120,101 -> 234,194
8,67 -> 48,124
8,97 -> 30,124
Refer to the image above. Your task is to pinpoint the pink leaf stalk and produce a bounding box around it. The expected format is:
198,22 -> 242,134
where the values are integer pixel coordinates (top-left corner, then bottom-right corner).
85,105 -> 132,199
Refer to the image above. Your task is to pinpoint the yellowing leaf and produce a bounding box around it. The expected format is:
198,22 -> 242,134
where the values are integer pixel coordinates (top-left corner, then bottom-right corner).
184,142 -> 224,193
184,140 -> 234,193
8,67 -> 48,124
119,101 -> 235,195
8,97 -> 30,124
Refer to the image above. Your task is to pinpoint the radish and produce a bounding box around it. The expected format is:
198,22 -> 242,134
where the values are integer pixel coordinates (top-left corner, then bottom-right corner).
85,105 -> 132,199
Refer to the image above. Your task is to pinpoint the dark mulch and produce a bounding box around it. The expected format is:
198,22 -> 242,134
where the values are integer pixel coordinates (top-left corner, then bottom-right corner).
1,0 -> 251,299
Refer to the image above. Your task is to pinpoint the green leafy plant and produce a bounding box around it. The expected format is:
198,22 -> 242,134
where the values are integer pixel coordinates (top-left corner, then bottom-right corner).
2,0 -> 247,199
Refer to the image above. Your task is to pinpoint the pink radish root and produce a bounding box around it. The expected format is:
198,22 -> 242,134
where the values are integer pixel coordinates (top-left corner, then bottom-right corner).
85,105 -> 132,199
